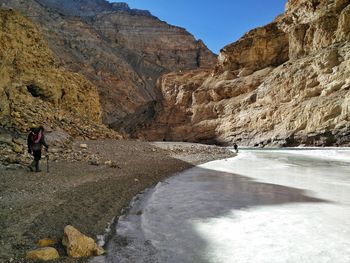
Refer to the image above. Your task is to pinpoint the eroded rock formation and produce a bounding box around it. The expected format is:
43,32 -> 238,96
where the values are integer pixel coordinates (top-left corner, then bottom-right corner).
0,9 -> 122,167
0,9 -> 118,137
0,0 -> 216,128
137,0 -> 350,147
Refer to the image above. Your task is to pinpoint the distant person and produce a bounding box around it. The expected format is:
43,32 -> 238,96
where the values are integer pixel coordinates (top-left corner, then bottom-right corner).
27,126 -> 49,172
233,143 -> 238,153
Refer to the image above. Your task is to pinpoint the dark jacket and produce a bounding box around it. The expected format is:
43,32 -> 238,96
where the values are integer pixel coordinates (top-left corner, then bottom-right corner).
27,128 -> 48,152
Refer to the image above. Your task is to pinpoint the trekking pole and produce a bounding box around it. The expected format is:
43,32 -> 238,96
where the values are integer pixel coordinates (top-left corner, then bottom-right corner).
46,151 -> 49,173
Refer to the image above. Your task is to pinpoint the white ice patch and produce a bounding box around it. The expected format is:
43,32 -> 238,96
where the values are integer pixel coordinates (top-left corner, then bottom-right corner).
192,203 -> 350,263
96,149 -> 350,263
269,148 -> 350,163
199,150 -> 350,204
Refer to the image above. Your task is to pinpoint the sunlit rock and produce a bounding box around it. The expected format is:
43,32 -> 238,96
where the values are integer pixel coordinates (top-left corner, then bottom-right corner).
137,0 -> 350,147
26,247 -> 59,261
62,225 -> 105,258
37,238 -> 58,247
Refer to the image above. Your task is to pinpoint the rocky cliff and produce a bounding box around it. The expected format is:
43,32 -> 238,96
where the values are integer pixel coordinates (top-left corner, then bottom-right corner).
137,0 -> 350,147
0,9 -> 120,166
0,9 -> 112,132
0,0 -> 216,130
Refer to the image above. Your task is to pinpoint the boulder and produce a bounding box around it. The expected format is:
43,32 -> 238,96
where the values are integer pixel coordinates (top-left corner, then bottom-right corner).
26,247 -> 59,261
62,225 -> 104,258
37,238 -> 58,247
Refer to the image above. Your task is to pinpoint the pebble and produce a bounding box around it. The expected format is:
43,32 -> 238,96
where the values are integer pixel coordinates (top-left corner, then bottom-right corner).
104,160 -> 112,166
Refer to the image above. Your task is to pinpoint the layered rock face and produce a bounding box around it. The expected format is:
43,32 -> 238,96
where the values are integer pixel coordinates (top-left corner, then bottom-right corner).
0,0 -> 216,129
93,13 -> 215,72
36,0 -> 151,17
216,22 -> 289,73
0,9 -> 117,136
0,9 -> 121,167
138,0 -> 350,146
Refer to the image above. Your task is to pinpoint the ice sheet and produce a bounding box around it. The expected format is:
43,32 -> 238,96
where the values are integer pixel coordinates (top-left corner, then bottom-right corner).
92,149 -> 350,263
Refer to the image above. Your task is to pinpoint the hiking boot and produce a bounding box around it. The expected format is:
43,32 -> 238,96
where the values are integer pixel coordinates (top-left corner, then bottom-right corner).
28,165 -> 34,172
28,161 -> 36,172
35,162 -> 41,173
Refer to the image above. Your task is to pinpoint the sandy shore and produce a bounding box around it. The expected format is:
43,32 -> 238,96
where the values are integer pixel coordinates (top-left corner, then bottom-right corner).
0,140 -> 235,262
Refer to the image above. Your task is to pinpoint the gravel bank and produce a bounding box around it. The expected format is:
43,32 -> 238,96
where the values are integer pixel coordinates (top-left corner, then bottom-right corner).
0,140 -> 235,262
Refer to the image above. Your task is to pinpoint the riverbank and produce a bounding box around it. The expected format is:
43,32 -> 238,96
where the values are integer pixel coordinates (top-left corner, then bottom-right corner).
0,140 -> 235,262
101,148 -> 350,263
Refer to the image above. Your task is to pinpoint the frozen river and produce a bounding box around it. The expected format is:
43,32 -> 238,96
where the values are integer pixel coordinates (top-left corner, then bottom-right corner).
92,148 -> 350,263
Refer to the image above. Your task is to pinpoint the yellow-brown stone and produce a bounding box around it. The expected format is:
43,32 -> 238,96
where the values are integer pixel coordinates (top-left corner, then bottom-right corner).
37,238 -> 58,247
62,225 -> 104,258
26,247 -> 59,261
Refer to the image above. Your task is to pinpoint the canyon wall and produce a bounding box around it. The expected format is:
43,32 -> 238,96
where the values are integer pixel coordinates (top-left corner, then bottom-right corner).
0,9 -> 119,138
138,0 -> 350,146
0,9 -> 123,166
1,0 -> 348,147
0,0 -> 216,131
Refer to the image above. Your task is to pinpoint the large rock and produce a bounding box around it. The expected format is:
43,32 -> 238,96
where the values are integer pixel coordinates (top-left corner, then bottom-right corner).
62,225 -> 104,258
26,247 -> 59,261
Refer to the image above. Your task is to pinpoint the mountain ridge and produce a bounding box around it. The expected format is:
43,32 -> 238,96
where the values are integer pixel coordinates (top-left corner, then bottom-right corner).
0,0 -> 216,128
36,0 -> 153,17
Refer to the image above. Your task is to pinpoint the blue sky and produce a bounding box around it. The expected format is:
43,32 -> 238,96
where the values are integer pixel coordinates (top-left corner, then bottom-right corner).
110,0 -> 287,54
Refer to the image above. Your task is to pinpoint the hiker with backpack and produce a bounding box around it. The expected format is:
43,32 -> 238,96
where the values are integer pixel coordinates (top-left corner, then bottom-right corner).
27,126 -> 49,172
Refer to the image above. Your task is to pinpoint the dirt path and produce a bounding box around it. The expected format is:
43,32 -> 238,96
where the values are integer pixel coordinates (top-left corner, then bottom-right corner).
0,140 -> 235,262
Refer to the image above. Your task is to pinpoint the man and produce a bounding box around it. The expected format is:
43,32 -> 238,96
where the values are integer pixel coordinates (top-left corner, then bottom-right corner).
233,143 -> 238,153
27,126 -> 49,172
